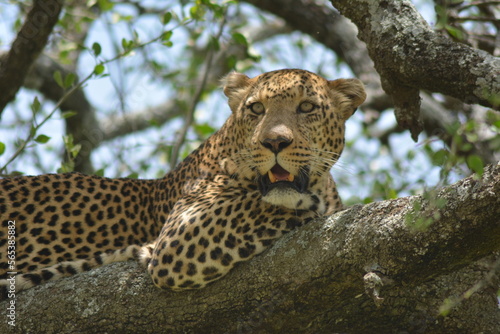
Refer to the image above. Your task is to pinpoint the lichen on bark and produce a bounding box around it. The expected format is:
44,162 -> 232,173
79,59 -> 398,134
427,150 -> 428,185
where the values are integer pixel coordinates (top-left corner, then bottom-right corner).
1,164 -> 498,333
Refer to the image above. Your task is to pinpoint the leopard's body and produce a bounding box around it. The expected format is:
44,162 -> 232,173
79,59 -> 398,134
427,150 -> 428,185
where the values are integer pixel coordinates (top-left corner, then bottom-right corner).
0,69 -> 365,296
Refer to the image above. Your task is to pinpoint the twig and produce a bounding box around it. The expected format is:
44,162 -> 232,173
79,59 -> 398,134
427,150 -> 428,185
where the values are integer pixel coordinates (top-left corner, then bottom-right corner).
0,70 -> 96,175
439,256 -> 500,315
458,1 -> 500,11
450,16 -> 500,23
169,16 -> 227,169
1,21 -> 193,175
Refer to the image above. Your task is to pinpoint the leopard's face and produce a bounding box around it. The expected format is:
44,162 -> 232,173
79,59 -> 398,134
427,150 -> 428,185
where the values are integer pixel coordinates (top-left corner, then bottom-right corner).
223,69 -> 366,212
0,69 -> 365,295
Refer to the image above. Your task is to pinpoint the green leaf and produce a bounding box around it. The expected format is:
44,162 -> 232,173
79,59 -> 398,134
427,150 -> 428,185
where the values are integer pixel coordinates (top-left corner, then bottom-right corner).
132,29 -> 140,41
121,38 -> 134,51
92,42 -> 102,56
34,134 -> 51,144
97,0 -> 114,11
466,155 -> 484,176
162,31 -> 174,47
70,144 -> 81,158
445,25 -> 464,41
226,55 -> 237,69
94,168 -> 105,177
362,197 -> 373,204
162,12 -> 172,25
194,123 -> 216,137
61,111 -> 78,119
64,73 -> 76,88
126,172 -> 139,179
387,188 -> 397,199
431,149 -> 448,166
435,197 -> 448,209
63,134 -> 74,147
30,97 -> 41,114
189,4 -> 206,20
232,33 -> 248,47
210,36 -> 220,51
0,142 -> 5,156
29,126 -> 37,137
58,161 -> 75,173
162,30 -> 173,41
406,150 -> 416,160
53,71 -> 64,88
94,64 -> 105,75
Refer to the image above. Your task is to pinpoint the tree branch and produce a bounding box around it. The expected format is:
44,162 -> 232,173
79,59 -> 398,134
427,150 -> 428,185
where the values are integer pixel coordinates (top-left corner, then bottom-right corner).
2,164 -> 498,333
19,21 -> 289,147
23,54 -> 98,174
330,0 -> 499,111
94,21 -> 291,143
243,0 -> 383,96
0,0 -> 64,117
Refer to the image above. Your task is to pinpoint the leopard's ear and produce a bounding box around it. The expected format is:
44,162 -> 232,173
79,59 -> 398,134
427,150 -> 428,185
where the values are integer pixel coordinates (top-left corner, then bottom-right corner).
222,72 -> 251,112
328,78 -> 366,120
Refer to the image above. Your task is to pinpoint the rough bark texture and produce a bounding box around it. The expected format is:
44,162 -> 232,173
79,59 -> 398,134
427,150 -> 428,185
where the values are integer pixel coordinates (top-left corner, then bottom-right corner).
330,0 -> 500,134
0,0 -> 64,117
1,164 -> 498,333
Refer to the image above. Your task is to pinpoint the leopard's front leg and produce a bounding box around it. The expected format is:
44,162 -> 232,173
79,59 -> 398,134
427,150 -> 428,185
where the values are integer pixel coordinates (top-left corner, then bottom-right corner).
140,190 -> 314,291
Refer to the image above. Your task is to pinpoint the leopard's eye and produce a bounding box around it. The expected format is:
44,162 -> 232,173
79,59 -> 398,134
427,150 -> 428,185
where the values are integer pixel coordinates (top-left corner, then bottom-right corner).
298,101 -> 315,113
249,102 -> 265,115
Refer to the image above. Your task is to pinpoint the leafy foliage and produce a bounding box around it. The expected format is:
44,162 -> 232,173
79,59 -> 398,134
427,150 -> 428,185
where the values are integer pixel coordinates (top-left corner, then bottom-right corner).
0,0 -> 497,203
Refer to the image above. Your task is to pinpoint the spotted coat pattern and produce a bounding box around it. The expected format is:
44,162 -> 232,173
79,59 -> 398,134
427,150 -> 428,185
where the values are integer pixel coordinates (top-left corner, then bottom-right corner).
0,69 -> 366,296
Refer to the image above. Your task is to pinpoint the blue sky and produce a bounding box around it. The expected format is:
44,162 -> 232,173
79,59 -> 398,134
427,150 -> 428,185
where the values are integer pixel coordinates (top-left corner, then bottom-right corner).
0,1 -> 457,201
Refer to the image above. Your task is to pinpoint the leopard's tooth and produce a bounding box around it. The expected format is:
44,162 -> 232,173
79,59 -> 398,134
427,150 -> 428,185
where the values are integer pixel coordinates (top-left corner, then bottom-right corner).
287,174 -> 294,182
268,170 -> 277,183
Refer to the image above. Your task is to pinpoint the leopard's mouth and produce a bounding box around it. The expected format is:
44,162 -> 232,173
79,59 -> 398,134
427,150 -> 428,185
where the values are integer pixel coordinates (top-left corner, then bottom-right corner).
258,164 -> 309,196
267,164 -> 294,183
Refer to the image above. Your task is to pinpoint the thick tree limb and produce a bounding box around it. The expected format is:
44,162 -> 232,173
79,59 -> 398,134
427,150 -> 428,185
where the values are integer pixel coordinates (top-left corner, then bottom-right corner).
0,0 -> 63,117
330,0 -> 500,122
2,164 -> 498,333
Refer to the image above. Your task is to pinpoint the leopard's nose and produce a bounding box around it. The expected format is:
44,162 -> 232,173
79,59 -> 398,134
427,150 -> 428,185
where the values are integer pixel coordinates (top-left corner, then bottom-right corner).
261,137 -> 292,154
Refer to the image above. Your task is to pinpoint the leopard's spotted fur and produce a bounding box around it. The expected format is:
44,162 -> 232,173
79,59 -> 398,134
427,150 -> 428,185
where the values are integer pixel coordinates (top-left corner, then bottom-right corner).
0,69 -> 365,296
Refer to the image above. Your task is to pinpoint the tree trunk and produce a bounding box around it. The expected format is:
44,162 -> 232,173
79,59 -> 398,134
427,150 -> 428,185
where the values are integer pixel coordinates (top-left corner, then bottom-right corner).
0,0 -> 63,117
1,164 -> 499,333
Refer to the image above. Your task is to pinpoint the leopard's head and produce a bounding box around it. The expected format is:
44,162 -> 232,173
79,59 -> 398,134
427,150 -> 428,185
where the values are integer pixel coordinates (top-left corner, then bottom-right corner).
221,69 -> 366,212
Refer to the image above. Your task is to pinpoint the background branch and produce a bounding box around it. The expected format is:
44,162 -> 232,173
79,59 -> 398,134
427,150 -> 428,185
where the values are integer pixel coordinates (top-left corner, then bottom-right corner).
0,0 -> 64,117
330,0 -> 499,112
23,54 -> 98,174
245,0 -> 499,163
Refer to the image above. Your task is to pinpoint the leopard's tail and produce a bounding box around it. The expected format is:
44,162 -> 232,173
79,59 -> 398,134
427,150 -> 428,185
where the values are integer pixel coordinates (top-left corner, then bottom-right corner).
0,244 -> 155,299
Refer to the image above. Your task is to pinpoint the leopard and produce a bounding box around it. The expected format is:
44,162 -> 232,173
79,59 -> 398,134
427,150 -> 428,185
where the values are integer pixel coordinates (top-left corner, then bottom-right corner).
0,69 -> 366,298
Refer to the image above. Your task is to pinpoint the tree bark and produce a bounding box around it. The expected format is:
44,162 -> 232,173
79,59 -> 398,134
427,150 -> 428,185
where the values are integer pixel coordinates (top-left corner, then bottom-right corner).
0,0 -> 64,117
1,164 -> 498,333
329,0 -> 499,139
